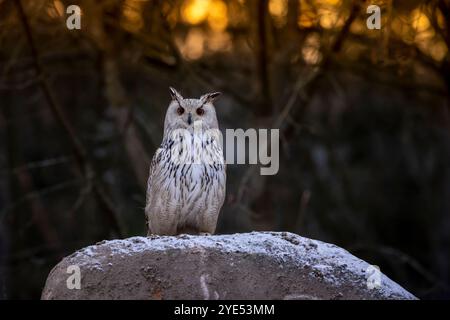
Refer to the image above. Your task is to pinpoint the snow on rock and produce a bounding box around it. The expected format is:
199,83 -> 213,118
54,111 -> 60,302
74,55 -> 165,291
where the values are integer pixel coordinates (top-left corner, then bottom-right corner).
41,232 -> 417,300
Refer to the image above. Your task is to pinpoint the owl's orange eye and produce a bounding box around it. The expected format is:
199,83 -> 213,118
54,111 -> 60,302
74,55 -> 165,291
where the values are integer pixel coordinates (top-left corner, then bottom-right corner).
177,106 -> 185,115
196,108 -> 205,116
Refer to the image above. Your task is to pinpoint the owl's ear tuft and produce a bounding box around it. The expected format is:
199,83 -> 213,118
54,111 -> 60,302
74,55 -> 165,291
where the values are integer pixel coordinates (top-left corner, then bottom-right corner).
200,92 -> 221,104
169,87 -> 183,101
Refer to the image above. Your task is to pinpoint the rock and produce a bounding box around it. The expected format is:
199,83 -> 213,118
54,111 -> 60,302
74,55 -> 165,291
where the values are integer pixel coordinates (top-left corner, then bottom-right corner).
41,232 -> 416,300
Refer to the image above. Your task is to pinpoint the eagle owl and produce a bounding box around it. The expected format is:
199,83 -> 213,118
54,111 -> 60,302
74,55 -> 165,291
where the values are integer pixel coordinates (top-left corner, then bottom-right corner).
145,87 -> 226,235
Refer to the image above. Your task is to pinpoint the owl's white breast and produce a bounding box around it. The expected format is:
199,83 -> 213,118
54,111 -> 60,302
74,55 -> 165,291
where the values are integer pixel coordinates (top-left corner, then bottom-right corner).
152,130 -> 226,216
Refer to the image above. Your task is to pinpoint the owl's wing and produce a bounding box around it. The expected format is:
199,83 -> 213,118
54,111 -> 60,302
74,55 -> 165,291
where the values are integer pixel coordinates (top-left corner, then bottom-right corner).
146,148 -> 163,204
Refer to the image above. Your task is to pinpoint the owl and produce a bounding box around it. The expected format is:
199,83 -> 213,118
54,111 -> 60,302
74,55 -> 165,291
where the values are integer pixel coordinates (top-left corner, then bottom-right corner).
145,87 -> 226,235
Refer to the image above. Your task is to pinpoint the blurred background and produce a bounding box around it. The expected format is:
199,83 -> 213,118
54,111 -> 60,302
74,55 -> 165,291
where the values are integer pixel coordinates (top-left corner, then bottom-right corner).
0,0 -> 449,299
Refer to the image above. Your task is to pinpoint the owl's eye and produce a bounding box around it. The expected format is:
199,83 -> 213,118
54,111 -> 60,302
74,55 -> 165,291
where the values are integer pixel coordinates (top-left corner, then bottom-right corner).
196,108 -> 205,116
176,106 -> 185,115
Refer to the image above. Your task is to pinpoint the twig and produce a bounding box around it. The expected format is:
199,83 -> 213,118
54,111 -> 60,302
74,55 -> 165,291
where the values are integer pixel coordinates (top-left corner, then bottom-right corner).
67,178 -> 93,220
295,190 -> 311,233
279,0 -> 362,132
351,244 -> 450,292
255,0 -> 272,116
0,156 -> 73,176
273,67 -> 320,129
237,1 -> 363,202
154,3 -> 251,106
0,75 -> 42,90
0,177 -> 84,218
14,0 -> 123,237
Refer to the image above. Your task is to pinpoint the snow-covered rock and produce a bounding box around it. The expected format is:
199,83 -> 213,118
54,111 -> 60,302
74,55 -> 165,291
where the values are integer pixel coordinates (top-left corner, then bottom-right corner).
41,232 -> 416,300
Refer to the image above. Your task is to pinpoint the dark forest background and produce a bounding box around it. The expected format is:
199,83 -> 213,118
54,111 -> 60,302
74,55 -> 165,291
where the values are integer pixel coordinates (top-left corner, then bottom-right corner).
0,0 -> 449,299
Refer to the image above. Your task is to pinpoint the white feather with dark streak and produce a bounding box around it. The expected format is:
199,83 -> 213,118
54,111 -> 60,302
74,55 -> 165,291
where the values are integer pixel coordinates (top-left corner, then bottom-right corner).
145,88 -> 226,235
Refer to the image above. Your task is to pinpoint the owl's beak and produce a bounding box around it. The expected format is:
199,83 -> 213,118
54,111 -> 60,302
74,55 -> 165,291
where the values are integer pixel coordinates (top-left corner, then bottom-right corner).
187,113 -> 193,125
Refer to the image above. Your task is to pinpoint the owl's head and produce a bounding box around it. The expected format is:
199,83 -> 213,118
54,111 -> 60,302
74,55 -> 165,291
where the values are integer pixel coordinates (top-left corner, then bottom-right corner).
164,87 -> 221,133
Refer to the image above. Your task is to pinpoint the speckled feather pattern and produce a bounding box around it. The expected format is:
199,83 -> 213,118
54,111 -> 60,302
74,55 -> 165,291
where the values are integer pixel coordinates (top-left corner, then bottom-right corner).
145,93 -> 226,235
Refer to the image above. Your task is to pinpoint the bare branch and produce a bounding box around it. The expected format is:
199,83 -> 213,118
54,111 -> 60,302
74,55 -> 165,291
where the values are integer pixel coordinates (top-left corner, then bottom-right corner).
13,0 -> 124,237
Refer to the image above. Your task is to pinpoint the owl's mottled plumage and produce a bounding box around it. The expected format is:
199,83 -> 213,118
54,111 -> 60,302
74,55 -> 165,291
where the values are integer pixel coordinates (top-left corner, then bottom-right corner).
145,88 -> 226,235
